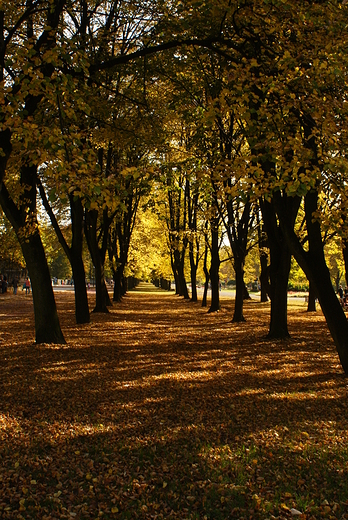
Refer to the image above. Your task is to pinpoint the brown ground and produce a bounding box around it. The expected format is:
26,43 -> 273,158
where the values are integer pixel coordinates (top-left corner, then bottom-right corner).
0,283 -> 347,520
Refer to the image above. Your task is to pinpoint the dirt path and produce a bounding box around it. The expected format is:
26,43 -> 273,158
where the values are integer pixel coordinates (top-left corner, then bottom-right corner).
0,284 -> 347,519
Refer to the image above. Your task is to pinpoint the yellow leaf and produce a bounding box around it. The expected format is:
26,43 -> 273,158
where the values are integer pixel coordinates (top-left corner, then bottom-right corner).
111,507 -> 119,513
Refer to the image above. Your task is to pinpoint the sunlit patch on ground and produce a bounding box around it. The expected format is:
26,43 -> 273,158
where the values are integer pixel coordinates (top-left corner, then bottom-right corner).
0,284 -> 348,519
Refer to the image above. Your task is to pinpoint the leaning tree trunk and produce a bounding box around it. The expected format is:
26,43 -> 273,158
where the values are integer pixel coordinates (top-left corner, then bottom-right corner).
233,256 -> 246,322
275,189 -> 348,374
22,233 -> 66,344
0,171 -> 65,344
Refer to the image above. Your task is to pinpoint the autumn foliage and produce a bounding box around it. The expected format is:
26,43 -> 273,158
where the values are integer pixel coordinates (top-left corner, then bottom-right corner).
1,285 -> 347,519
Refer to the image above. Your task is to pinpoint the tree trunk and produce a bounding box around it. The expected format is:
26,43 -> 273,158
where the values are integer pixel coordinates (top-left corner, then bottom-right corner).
173,248 -> 189,299
343,239 -> 348,287
93,261 -> 110,313
261,198 -> 293,339
268,243 -> 291,338
70,196 -> 90,323
113,266 -> 124,302
208,216 -> 220,313
22,233 -> 66,343
258,223 -> 270,302
202,243 -> 209,308
71,251 -> 90,323
189,249 -> 198,302
37,183 -> 90,325
274,189 -> 348,374
84,209 -> 111,313
233,256 -> 246,322
177,261 -> 189,299
0,170 -> 65,344
121,275 -> 127,296
243,281 -> 251,300
259,252 -> 270,302
307,281 -> 317,312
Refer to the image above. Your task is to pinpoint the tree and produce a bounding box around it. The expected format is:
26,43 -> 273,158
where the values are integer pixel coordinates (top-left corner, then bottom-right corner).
0,1 -> 68,343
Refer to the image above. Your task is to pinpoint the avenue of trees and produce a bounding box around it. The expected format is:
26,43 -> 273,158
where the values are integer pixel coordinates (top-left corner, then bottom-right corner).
1,1 -> 348,372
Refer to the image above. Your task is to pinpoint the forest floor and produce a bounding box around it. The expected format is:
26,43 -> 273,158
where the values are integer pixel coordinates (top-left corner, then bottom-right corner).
0,282 -> 347,520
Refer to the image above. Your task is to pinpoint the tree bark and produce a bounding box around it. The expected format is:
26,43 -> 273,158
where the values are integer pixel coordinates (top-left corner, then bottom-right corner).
0,180 -> 65,344
202,240 -> 210,308
274,189 -> 348,374
84,209 -> 111,313
261,197 -> 295,339
189,248 -> 198,302
38,184 -> 90,324
233,256 -> 246,322
113,266 -> 124,302
70,196 -> 90,323
307,281 -> 317,312
208,214 -> 220,313
21,233 -> 66,343
268,241 -> 292,338
343,239 -> 348,288
258,223 -> 270,302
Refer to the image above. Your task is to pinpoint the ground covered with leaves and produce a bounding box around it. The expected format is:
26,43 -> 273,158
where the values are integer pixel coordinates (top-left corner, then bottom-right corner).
0,283 -> 347,520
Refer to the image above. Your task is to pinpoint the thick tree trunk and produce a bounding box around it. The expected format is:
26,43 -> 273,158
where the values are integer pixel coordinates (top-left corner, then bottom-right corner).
275,189 -> 348,374
233,257 -> 246,322
261,198 -> 292,339
0,169 -> 65,344
268,244 -> 291,338
307,281 -> 317,312
21,233 -> 66,344
208,217 -> 220,313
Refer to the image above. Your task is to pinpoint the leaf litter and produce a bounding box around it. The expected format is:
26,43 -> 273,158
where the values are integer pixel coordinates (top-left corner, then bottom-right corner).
0,285 -> 347,519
